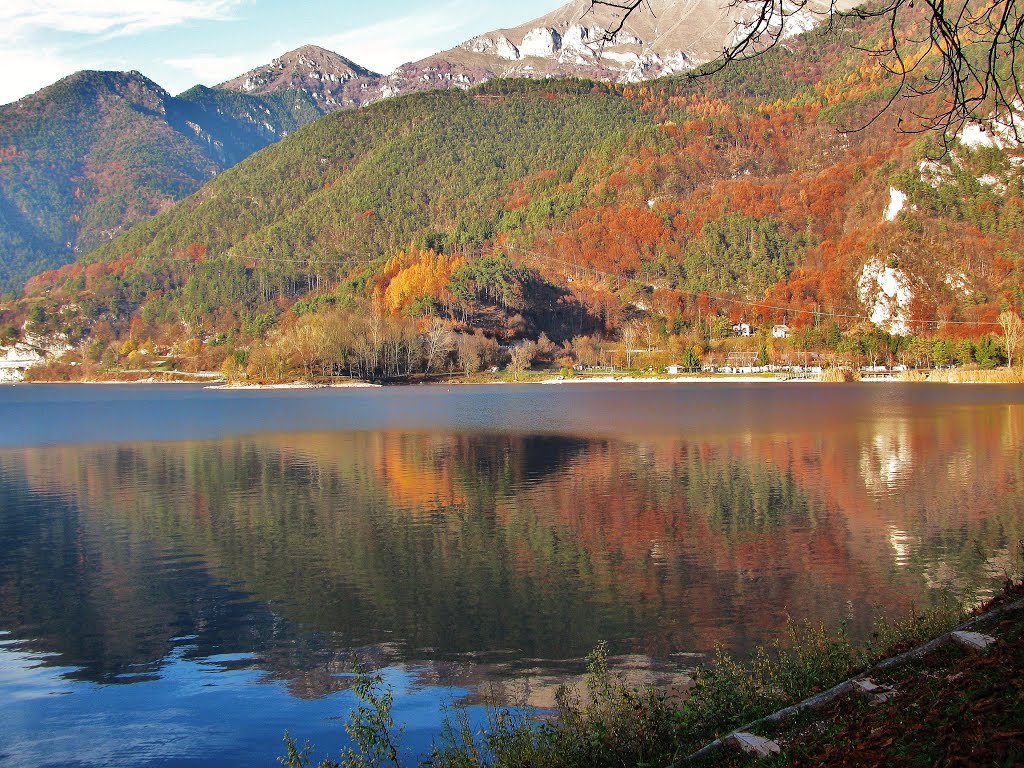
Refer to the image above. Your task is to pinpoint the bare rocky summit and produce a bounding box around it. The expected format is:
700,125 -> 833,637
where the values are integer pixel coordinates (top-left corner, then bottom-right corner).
381,0 -> 840,96
218,45 -> 382,110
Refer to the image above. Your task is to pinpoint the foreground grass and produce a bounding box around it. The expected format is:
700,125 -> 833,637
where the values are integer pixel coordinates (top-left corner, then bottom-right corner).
278,586 -> 1022,768
698,578 -> 1024,767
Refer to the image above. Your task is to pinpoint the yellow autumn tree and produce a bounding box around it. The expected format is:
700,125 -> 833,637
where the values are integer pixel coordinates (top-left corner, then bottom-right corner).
382,247 -> 464,315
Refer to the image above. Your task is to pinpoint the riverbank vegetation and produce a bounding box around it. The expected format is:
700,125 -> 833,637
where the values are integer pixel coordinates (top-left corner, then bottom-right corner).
281,574 -> 1023,768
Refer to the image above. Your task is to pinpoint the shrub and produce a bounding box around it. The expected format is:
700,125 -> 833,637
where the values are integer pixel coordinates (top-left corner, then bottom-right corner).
285,605 -> 969,768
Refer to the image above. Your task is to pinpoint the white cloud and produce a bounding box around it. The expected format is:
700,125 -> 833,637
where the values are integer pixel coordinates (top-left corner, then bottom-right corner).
0,0 -> 247,102
0,0 -> 243,42
164,53 -> 256,86
0,45 -> 93,105
313,1 -> 484,74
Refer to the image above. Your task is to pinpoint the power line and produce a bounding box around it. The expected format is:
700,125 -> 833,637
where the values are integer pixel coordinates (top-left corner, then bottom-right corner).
188,242 -> 1004,329
504,245 -> 1005,328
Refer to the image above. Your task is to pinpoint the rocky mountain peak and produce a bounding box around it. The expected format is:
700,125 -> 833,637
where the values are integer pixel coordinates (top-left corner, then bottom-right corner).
218,45 -> 382,109
387,0 -> 844,96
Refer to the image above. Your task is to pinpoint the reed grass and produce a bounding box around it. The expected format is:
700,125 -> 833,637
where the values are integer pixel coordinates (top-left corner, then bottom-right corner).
897,370 -> 928,382
925,368 -> 1024,384
817,367 -> 860,382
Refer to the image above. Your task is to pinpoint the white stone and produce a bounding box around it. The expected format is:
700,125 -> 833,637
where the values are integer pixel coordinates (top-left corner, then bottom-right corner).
558,49 -> 592,66
951,631 -> 996,651
496,37 -> 520,60
977,174 -> 1007,193
960,123 -> 1005,150
466,36 -> 520,60
727,732 -> 781,757
854,678 -> 885,694
562,24 -> 596,52
601,50 -> 643,66
660,51 -> 696,75
780,7 -> 821,38
919,159 -> 952,188
943,271 -> 973,295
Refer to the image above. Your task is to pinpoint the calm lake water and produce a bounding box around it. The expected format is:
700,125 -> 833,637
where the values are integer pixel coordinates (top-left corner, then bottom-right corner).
1,383 -> 1022,767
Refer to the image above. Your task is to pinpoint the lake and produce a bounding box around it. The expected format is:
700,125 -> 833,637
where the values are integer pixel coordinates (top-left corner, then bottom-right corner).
1,383 -> 1021,767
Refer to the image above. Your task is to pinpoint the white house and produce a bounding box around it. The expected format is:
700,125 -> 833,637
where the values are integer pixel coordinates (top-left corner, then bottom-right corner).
666,364 -> 684,375
772,324 -> 791,339
732,322 -> 752,337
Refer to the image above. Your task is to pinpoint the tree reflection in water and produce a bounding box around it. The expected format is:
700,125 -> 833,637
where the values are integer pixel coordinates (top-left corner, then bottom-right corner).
1,395 -> 1021,702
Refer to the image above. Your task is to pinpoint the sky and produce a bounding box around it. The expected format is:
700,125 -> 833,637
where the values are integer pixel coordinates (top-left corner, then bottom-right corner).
0,0 -> 562,106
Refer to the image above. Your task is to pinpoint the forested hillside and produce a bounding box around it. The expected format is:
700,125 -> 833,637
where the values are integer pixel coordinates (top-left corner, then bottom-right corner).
5,10 -> 1023,381
0,71 -> 332,294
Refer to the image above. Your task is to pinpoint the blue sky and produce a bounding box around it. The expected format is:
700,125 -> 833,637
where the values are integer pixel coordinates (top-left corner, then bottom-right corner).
0,0 -> 561,105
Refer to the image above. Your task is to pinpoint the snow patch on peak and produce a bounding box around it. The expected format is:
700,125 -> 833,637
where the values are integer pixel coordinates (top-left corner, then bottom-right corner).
858,258 -> 914,335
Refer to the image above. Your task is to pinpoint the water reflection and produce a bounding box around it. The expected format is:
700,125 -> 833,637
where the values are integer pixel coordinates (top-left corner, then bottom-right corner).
0,387 -> 1021,708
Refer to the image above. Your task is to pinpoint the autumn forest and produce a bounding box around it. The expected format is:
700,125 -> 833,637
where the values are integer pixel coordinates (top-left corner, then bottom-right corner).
4,9 -> 1024,383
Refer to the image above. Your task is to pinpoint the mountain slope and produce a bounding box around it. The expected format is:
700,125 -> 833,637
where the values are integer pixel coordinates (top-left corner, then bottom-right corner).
0,61 -> 368,294
76,79 -> 642,270
0,71 -> 224,293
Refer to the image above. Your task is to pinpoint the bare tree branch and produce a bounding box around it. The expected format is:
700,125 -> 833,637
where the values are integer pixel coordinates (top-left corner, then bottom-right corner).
589,0 -> 1024,146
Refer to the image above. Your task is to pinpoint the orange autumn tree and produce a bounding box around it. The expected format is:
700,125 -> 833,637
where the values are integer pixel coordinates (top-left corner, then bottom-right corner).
380,247 -> 464,316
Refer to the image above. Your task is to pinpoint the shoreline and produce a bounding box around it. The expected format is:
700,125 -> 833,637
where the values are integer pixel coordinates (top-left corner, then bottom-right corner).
204,382 -> 381,390
540,375 -> 814,385
4,376 -> 1015,391
5,372 -> 1021,388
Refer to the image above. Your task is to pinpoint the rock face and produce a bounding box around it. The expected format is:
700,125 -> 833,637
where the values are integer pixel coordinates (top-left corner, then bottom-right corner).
858,258 -> 916,337
0,332 -> 71,382
218,45 -> 382,110
384,0 -> 845,96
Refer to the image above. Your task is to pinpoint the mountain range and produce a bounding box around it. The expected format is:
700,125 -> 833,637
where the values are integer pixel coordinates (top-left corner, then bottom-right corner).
6,2 -> 1021,366
0,0 -> 853,294
383,0 -> 842,96
0,46 -> 378,293
1,0 -> 1022,385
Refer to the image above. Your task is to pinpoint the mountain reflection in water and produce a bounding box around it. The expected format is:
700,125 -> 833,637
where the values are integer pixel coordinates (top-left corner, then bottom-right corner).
0,384 -> 1021,765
